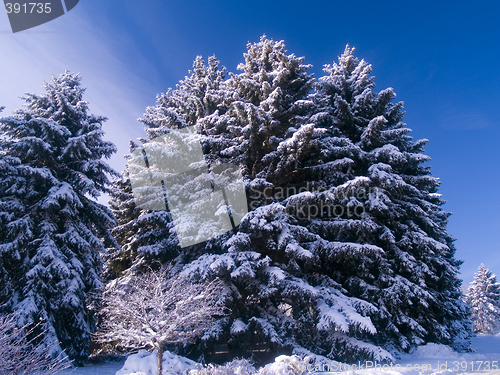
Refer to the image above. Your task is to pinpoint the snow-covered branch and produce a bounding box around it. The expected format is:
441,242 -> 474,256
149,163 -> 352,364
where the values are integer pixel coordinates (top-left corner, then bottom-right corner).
95,268 -> 226,375
0,313 -> 71,375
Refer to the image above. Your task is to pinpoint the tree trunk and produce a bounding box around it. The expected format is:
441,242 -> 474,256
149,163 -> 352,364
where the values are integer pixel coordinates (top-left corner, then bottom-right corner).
157,341 -> 164,375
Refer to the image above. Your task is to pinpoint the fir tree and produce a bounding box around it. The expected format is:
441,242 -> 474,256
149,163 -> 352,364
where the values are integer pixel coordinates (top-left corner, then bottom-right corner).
163,38 -> 387,364
108,38 -> 471,364
184,43 -> 469,361
465,264 -> 500,334
0,70 -> 117,362
141,55 -> 232,168
223,35 -> 315,179
105,141 -> 178,280
259,46 -> 472,356
106,56 -> 230,279
279,46 -> 473,353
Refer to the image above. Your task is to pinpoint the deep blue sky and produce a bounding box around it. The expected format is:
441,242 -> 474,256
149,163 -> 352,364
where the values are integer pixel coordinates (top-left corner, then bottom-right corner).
1,0 -> 499,286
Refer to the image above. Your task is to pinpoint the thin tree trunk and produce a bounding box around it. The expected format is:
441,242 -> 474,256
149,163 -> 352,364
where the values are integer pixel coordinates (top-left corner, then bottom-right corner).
157,341 -> 164,375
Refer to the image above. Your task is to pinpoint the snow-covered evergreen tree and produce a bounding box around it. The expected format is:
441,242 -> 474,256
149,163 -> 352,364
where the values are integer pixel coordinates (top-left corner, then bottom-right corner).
141,55 -> 233,168
465,264 -> 500,334
277,46 -> 473,353
108,38 -> 470,364
0,70 -> 117,362
105,141 -> 178,280
165,38 -> 389,364
106,56 -> 231,279
257,45 -> 472,356
221,35 -> 315,179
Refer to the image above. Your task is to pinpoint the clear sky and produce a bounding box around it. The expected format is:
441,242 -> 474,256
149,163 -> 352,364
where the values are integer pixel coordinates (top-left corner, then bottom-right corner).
1,0 -> 499,287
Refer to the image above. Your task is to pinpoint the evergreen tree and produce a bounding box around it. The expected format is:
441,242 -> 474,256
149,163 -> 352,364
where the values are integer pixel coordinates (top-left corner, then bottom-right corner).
141,55 -> 232,168
0,70 -> 117,362
108,38 -> 471,364
465,264 -> 500,334
106,55 -> 230,279
275,46 -> 473,353
105,141 -> 178,279
148,38 -> 387,363
104,155 -> 141,280
222,35 -> 315,179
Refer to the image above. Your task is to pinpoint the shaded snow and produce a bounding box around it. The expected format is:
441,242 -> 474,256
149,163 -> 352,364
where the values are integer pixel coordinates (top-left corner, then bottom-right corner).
116,349 -> 196,375
317,334 -> 500,375
58,360 -> 125,375
57,335 -> 500,375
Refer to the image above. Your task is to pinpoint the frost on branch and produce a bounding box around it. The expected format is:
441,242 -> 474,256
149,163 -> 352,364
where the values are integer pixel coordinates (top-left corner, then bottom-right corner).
95,267 -> 226,375
0,312 -> 71,375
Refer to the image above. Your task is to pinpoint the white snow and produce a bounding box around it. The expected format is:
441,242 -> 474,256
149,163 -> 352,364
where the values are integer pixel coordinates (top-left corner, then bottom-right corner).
58,361 -> 125,375
231,318 -> 248,334
56,334 -> 500,375
116,349 -> 196,375
258,355 -> 308,375
309,334 -> 500,375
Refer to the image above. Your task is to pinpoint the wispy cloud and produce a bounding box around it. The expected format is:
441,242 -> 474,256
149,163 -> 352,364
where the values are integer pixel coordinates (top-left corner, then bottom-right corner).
0,6 -> 160,176
437,107 -> 496,131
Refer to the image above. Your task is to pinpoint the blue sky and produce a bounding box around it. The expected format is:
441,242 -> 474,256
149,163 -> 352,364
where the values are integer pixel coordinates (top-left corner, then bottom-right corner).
1,0 -> 499,286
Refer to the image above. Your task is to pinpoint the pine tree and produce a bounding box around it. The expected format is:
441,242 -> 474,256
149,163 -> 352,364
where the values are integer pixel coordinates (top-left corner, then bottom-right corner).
0,70 -> 117,362
188,43 -> 469,361
260,46 -> 472,355
110,38 -> 471,364
222,35 -> 315,179
465,264 -> 500,334
106,56 -> 231,280
141,55 -> 232,168
149,38 -> 387,364
105,141 -> 178,280
283,46 -> 473,353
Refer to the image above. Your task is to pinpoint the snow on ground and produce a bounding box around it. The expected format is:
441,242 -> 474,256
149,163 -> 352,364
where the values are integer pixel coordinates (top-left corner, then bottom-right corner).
58,334 -> 500,375
116,349 -> 197,375
319,334 -> 500,375
58,360 -> 125,375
